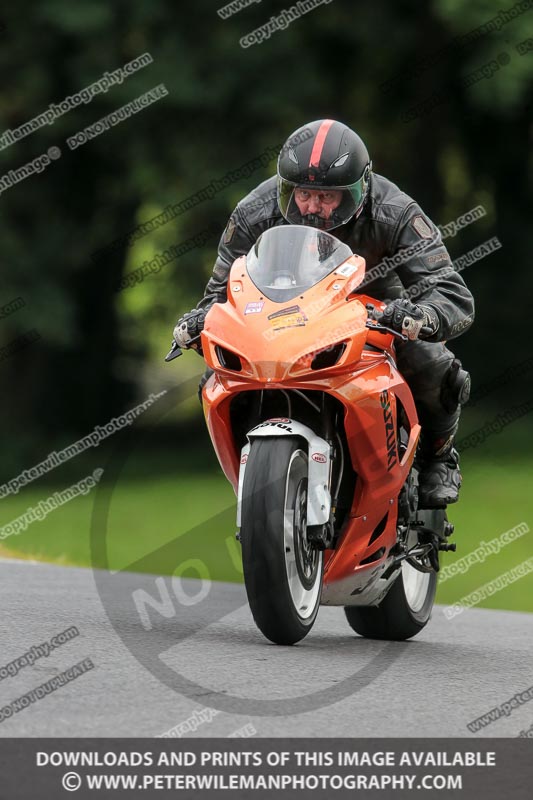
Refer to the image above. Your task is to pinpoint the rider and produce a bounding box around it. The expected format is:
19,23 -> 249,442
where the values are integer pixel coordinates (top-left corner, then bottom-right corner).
173,119 -> 474,508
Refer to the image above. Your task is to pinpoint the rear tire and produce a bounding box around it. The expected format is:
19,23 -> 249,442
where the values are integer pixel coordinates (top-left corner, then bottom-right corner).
241,437 -> 323,645
344,560 -> 437,641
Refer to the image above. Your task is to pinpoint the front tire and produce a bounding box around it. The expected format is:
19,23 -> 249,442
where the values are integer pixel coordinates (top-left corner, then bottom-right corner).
241,437 -> 323,645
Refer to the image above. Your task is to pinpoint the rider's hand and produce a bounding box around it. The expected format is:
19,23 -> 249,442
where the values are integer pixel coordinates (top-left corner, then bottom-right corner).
375,299 -> 439,341
173,309 -> 206,353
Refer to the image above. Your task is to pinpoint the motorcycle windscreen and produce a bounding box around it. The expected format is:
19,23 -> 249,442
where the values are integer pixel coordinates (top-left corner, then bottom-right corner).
246,224 -> 353,303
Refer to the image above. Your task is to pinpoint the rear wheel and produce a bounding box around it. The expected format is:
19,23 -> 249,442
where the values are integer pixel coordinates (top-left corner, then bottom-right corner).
241,437 -> 323,645
344,515 -> 441,641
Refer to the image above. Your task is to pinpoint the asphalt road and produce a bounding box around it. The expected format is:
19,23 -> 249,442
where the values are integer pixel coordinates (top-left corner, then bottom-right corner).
0,560 -> 531,738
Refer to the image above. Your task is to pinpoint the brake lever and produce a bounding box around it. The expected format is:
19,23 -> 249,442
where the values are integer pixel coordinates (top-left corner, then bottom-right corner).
364,304 -> 409,341
165,332 -> 204,362
365,321 -> 409,342
164,340 -> 183,362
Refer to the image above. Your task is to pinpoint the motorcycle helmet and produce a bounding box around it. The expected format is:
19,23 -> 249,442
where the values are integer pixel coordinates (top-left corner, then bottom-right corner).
277,119 -> 372,231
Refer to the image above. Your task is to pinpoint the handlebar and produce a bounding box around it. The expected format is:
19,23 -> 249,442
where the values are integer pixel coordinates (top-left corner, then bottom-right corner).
365,304 -> 408,341
365,320 -> 409,341
165,305 -> 431,362
164,333 -> 202,363
365,304 -> 432,341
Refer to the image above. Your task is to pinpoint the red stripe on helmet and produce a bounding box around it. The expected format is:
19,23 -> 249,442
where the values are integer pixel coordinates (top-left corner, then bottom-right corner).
309,120 -> 335,169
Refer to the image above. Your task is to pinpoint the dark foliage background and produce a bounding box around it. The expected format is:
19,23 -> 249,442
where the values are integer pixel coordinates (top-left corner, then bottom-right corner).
0,0 -> 531,474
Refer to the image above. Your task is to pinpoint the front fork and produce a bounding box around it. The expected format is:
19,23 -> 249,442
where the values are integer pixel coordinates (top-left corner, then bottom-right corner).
308,396 -> 339,551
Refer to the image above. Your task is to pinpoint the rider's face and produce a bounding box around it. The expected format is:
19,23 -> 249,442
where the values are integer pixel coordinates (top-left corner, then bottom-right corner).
294,187 -> 343,220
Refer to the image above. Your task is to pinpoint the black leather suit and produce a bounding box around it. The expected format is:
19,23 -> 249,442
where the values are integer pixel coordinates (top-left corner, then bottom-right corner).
196,173 -> 475,451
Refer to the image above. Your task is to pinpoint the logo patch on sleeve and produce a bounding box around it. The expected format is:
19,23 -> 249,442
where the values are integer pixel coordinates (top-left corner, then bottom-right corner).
411,215 -> 433,239
223,219 -> 236,244
425,253 -> 449,265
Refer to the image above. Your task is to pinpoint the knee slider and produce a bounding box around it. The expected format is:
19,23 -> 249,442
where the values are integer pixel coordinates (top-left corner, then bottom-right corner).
440,358 -> 471,414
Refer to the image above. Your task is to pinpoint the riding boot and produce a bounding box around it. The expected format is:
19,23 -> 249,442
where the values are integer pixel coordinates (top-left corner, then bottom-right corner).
416,430 -> 462,508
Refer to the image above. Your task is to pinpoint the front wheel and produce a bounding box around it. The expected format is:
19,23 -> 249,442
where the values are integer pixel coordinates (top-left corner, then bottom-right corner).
344,559 -> 437,641
240,437 -> 323,645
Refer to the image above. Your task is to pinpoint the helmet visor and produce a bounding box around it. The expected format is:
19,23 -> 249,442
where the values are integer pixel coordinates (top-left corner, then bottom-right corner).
278,175 -> 367,231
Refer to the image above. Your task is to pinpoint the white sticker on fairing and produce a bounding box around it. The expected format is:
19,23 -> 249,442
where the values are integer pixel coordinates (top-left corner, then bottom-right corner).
336,262 -> 358,277
244,301 -> 264,315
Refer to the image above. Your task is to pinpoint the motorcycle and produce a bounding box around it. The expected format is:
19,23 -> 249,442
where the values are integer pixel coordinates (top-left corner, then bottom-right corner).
166,224 -> 456,645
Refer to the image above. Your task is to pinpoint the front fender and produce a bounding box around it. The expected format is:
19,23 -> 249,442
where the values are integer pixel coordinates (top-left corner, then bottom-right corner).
236,418 -> 332,527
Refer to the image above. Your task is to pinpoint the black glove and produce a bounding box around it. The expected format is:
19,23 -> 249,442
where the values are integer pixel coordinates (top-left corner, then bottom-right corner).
173,309 -> 206,353
375,299 -> 439,341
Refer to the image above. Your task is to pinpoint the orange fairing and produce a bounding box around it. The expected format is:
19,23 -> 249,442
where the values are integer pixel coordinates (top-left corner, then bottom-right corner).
200,228 -> 421,604
202,253 -> 367,382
